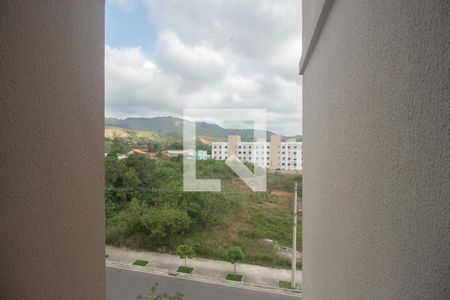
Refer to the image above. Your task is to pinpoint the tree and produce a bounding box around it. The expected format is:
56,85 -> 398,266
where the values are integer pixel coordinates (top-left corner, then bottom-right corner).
176,244 -> 196,268
169,141 -> 183,150
122,168 -> 142,201
105,155 -> 127,187
147,141 -> 162,153
225,246 -> 245,274
140,208 -> 191,247
123,169 -> 141,189
109,137 -> 129,156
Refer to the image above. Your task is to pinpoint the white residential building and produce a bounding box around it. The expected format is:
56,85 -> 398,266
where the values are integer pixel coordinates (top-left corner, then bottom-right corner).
212,135 -> 303,171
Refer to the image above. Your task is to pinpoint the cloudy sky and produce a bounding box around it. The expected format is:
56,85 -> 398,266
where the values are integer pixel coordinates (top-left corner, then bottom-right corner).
105,0 -> 302,135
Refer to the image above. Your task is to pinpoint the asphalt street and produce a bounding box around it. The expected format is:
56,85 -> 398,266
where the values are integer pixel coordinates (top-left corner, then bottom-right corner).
106,266 -> 301,300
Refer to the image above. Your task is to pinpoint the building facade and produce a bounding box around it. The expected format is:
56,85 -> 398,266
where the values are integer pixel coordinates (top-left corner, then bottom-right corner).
166,149 -> 208,160
301,0 -> 450,299
212,135 -> 303,171
1,1 -> 106,299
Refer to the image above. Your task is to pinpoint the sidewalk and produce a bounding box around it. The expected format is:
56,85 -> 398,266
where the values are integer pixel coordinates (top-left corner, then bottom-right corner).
105,245 -> 302,291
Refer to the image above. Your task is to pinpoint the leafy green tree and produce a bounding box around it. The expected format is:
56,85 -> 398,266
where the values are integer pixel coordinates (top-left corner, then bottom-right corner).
147,141 -> 162,152
105,156 -> 127,187
176,244 -> 196,267
105,198 -> 117,219
109,137 -> 129,156
225,246 -> 245,274
120,168 -> 141,201
123,169 -> 141,189
195,140 -> 211,153
169,141 -> 183,150
141,208 -> 191,248
125,154 -> 156,188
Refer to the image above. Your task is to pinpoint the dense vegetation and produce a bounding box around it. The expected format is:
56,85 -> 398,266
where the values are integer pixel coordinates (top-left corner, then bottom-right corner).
105,138 -> 302,269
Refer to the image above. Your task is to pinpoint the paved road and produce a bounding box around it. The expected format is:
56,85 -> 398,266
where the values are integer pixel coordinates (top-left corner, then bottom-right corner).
107,267 -> 301,300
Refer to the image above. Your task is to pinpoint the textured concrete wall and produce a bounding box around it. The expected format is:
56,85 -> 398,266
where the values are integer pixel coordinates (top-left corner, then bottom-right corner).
301,0 -> 450,299
301,0 -> 328,60
0,1 -> 105,299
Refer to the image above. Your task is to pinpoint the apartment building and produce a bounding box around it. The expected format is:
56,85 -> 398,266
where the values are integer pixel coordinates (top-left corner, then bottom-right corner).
301,1 -> 450,299
212,135 -> 303,171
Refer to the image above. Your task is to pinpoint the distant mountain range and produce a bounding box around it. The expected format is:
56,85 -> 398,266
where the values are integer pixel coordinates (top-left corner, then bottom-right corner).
106,116 -> 302,142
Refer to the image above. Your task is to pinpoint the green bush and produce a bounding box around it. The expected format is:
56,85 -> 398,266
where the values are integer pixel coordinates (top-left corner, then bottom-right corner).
141,208 -> 191,248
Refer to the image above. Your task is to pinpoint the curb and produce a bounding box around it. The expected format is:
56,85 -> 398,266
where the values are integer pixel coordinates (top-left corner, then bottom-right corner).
106,260 -> 302,297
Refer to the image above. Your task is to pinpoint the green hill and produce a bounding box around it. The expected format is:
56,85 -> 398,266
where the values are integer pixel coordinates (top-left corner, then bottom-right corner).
106,116 -> 302,142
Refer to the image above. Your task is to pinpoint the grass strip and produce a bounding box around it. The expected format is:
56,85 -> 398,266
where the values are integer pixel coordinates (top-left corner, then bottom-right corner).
279,281 -> 295,289
226,273 -> 243,282
132,260 -> 149,267
176,266 -> 193,274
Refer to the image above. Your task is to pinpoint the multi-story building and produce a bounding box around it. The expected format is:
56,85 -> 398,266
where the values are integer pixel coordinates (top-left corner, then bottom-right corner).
212,135 -> 303,171
165,149 -> 208,160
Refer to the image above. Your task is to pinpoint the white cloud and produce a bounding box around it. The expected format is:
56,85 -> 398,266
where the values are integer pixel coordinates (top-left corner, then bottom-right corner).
106,0 -> 302,135
155,31 -> 228,85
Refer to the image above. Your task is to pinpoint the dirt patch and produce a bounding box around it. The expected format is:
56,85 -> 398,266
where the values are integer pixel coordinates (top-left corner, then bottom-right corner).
260,202 -> 277,212
198,136 -> 212,145
105,127 -> 129,139
270,190 -> 293,197
131,148 -> 157,159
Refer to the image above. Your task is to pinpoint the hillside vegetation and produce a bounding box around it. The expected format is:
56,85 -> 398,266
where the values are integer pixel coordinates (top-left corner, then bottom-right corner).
105,139 -> 302,269
106,116 -> 302,142
105,127 -> 213,153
